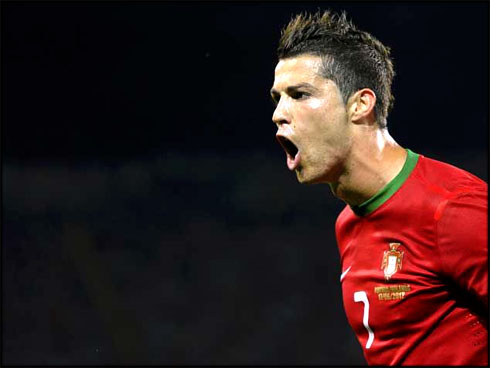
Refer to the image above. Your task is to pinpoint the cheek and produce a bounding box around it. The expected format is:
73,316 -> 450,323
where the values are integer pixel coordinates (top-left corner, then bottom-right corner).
308,111 -> 348,149
308,99 -> 323,110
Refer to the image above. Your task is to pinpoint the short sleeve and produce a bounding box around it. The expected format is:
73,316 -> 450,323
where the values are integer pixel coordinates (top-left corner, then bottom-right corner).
436,189 -> 488,308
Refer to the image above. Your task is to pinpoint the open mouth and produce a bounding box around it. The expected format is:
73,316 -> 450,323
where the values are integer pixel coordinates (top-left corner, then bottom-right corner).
276,135 -> 301,170
277,136 -> 298,157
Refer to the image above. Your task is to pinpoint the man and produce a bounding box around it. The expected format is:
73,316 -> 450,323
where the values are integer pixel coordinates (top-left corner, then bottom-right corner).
270,10 -> 487,366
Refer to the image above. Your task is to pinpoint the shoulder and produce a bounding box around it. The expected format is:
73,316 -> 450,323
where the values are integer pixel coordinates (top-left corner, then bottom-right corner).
436,188 -> 487,239
404,154 -> 486,213
334,152 -> 487,235
413,154 -> 487,194
418,155 -> 488,262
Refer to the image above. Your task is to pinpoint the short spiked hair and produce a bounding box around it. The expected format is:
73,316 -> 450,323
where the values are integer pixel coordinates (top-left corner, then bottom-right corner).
277,10 -> 395,127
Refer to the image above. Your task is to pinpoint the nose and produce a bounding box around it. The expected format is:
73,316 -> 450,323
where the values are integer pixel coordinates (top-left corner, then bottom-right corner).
272,98 -> 290,126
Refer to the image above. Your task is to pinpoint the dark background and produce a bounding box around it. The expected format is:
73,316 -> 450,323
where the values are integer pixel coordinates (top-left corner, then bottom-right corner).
2,1 -> 488,365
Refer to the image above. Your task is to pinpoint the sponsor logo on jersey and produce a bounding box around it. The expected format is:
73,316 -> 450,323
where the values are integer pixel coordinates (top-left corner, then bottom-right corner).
381,242 -> 404,281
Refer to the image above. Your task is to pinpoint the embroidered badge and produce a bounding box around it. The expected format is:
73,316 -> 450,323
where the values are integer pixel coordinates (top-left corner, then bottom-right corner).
381,243 -> 404,281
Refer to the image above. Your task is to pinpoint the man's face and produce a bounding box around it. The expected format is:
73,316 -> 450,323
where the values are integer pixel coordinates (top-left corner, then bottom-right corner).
271,54 -> 352,184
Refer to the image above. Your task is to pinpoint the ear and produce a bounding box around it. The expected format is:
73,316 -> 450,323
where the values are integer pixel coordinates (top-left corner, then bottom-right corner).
347,88 -> 377,124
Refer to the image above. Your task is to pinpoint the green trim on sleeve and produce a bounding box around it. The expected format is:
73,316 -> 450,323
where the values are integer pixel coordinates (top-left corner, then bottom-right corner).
350,149 -> 419,216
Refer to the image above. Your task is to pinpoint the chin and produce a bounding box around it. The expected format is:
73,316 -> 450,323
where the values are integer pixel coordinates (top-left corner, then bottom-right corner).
295,169 -> 322,185
295,166 -> 332,185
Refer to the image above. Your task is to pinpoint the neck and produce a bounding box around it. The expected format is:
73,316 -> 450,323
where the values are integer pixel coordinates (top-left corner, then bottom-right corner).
330,127 -> 407,206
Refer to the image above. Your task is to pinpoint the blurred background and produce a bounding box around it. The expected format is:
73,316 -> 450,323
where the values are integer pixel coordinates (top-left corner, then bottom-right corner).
2,1 -> 488,365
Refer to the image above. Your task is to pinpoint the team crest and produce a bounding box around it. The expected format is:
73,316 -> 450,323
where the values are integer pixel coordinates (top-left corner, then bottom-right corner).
381,243 -> 404,281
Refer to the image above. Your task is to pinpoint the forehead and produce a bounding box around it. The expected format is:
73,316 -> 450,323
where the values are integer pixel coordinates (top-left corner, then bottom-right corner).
273,55 -> 325,89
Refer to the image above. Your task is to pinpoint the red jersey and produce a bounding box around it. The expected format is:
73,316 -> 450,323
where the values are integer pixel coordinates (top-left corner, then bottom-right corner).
335,149 -> 488,365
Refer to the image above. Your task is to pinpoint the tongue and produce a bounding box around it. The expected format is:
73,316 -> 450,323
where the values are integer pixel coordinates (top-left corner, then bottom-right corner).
287,151 -> 301,171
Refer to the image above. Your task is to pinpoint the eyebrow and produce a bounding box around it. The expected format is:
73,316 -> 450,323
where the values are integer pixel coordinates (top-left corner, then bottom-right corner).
270,82 -> 318,97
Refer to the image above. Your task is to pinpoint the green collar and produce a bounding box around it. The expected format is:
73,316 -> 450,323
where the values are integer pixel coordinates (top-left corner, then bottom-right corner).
350,149 -> 419,216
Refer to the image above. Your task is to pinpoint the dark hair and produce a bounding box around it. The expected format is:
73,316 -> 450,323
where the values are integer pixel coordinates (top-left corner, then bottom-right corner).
277,10 -> 395,128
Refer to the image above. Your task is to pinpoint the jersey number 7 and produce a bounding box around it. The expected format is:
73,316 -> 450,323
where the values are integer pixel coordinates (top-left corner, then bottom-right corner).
354,291 -> 375,349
